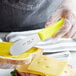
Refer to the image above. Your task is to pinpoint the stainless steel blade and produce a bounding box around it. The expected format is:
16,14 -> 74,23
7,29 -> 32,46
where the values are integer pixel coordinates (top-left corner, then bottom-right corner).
10,34 -> 40,56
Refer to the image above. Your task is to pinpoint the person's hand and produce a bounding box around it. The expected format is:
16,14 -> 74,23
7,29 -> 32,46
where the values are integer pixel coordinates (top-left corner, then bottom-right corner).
45,6 -> 76,38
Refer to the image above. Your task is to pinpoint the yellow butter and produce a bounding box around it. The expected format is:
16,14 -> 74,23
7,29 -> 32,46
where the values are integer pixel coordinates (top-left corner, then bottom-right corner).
0,42 -> 40,59
28,55 -> 67,76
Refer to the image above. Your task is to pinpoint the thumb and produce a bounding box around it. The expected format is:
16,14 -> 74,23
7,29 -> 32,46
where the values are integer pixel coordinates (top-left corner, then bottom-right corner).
52,19 -> 72,38
45,9 -> 62,27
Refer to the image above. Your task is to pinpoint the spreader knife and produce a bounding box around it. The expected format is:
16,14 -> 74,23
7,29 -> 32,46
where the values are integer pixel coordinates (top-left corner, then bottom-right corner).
10,18 -> 64,56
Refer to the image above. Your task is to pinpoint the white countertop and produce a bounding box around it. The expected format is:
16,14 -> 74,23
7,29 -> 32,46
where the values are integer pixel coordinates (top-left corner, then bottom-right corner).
70,52 -> 76,70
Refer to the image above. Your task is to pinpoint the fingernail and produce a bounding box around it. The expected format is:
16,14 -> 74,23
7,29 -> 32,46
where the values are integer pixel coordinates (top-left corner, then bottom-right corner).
57,18 -> 62,21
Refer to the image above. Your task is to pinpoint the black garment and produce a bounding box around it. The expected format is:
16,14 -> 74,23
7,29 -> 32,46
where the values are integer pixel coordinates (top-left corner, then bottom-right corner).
0,0 -> 63,32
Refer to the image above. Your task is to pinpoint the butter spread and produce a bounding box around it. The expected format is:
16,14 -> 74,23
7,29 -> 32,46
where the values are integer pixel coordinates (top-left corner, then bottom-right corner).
0,42 -> 39,59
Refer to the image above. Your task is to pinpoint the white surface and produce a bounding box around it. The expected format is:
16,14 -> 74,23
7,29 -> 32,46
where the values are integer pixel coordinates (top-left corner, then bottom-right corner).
0,69 -> 13,76
70,52 -> 76,71
0,52 -> 76,76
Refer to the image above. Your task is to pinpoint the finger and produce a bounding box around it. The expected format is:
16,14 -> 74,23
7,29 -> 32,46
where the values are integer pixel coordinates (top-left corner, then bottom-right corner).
61,8 -> 71,18
52,19 -> 72,38
65,25 -> 76,38
50,9 -> 72,38
53,9 -> 76,38
62,25 -> 73,38
45,9 -> 62,26
62,11 -> 76,38
71,32 -> 76,38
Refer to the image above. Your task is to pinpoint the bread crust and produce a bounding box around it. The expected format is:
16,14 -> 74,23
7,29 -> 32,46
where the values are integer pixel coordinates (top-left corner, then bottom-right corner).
0,47 -> 43,67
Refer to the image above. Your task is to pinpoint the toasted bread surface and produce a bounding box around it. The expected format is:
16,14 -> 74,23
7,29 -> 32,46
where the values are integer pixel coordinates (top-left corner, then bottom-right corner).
0,42 -> 43,65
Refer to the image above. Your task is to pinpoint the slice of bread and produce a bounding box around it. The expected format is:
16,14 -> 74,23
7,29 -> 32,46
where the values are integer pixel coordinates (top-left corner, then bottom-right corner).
0,42 -> 43,69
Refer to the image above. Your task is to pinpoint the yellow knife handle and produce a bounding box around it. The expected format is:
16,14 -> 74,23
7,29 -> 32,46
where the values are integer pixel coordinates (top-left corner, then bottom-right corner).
38,18 -> 65,40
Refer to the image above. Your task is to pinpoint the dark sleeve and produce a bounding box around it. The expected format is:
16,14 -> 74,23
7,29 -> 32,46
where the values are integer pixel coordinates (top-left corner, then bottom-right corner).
0,0 -> 63,32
